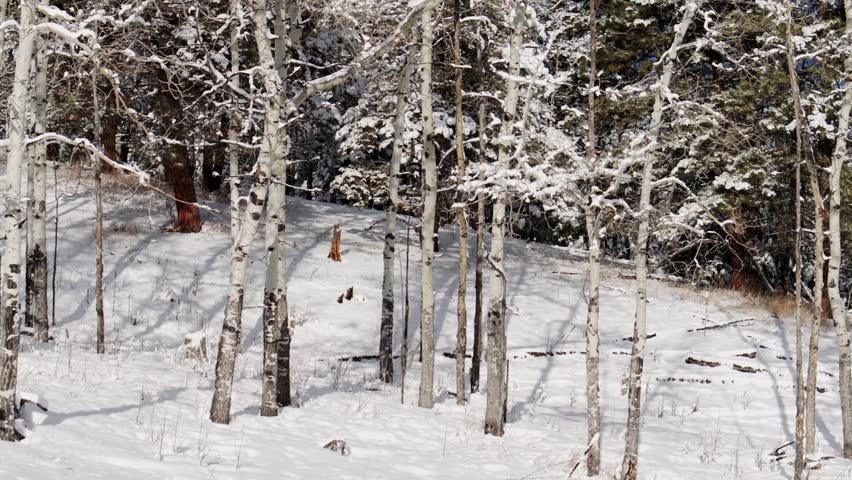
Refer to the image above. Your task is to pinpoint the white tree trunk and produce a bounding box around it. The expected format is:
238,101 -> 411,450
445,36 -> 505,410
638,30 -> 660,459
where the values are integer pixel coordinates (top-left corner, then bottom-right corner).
484,1 -> 525,436
826,0 -> 852,459
228,0 -> 242,242
260,0 -> 291,417
210,0 -> 281,425
31,38 -> 48,342
621,3 -> 698,478
452,0 -> 468,406
584,1 -> 602,473
418,2 -> 438,409
0,0 -> 35,441
274,0 -> 302,410
379,46 -> 415,384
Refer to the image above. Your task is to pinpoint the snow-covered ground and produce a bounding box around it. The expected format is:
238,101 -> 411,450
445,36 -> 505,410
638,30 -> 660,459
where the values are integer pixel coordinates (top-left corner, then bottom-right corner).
1,174 -> 851,479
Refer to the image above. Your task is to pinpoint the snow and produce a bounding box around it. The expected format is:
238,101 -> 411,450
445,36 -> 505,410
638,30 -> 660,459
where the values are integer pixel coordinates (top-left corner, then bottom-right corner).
0,172 -> 850,478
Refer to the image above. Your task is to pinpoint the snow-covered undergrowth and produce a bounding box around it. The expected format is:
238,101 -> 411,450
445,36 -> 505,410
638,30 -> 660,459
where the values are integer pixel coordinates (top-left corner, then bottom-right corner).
1,177 -> 850,479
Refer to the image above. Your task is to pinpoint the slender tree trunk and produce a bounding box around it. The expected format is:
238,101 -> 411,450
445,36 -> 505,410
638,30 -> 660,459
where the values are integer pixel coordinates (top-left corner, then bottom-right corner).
401,218 -> 412,404
273,0 -> 301,410
418,2 -> 438,409
51,156 -> 59,328
260,0 -> 291,416
784,7 -> 809,476
452,0 -> 468,405
0,0 -> 35,441
793,145 -> 805,480
795,14 -> 827,451
210,0 -> 280,425
584,1 -> 602,473
92,28 -> 106,356
471,19 -> 488,395
785,13 -> 828,448
25,111 -> 34,330
621,3 -> 698,478
484,1 -> 525,437
826,0 -> 852,459
24,48 -> 36,331
379,47 -> 415,384
31,38 -> 48,342
0,0 -> 8,73
805,221 -> 825,454
228,0 -> 242,241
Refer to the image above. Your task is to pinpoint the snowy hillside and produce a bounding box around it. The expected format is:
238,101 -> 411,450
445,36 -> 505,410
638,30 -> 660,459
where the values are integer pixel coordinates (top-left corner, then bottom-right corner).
0,178 -> 847,479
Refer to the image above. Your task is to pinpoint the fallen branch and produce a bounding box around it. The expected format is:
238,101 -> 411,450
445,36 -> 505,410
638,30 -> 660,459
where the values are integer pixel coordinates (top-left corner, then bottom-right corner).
687,317 -> 755,333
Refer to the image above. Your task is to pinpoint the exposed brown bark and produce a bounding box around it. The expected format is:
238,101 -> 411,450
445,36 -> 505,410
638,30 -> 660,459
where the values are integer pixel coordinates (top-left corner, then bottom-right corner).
470,0 -> 488,395
93,33 -> 106,356
328,224 -> 342,262
157,71 -> 202,233
452,0 -> 468,406
164,144 -> 202,233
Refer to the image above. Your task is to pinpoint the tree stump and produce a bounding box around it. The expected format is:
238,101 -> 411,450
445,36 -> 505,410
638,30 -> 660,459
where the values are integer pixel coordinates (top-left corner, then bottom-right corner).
183,332 -> 209,362
328,224 -> 342,262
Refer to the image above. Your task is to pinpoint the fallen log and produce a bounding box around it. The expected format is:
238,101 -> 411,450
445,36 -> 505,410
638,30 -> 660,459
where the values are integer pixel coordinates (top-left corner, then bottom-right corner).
685,357 -> 721,367
732,364 -> 764,373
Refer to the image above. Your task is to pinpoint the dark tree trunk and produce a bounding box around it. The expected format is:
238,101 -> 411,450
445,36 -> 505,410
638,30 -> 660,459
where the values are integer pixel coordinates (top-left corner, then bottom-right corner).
277,293 -> 291,407
101,106 -> 119,174
157,71 -> 202,233
164,144 -> 202,233
201,122 -> 226,193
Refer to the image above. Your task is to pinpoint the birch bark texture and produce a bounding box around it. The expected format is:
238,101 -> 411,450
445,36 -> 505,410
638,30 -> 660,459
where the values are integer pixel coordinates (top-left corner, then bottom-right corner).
584,0 -> 602,473
379,46 -> 415,384
259,0 -> 291,418
621,3 -> 699,478
211,0 -> 435,423
274,0 -> 301,410
484,1 -> 526,437
826,0 -> 852,459
228,0 -> 242,242
452,0 -> 468,406
210,0 -> 280,424
31,38 -> 49,342
418,1 -> 438,409
0,0 -> 35,441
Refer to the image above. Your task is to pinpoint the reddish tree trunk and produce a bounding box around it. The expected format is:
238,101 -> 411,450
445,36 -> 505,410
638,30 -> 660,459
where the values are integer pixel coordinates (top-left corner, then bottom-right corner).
157,70 -> 202,233
165,144 -> 202,233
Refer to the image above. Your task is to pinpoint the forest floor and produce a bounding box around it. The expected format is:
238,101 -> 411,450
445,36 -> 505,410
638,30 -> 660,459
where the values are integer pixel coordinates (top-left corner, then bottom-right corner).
1,172 -> 851,479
